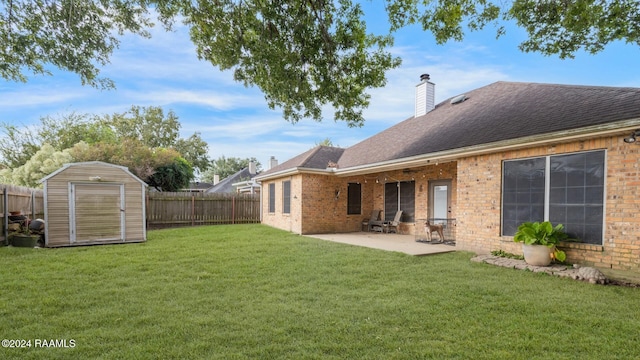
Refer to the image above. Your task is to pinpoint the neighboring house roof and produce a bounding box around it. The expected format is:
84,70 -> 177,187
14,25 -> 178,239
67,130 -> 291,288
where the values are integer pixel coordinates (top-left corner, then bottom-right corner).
257,81 -> 640,180
205,168 -> 256,193
184,182 -> 213,192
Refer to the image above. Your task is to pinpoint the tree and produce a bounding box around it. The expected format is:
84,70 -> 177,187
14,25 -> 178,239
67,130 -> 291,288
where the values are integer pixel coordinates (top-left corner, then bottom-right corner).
315,138 -> 337,147
0,106 -> 210,171
0,0 -> 161,89
201,156 -> 261,182
38,112 -> 116,150
173,132 -> 211,172
4,1 -> 640,125
103,105 -> 210,170
0,121 -> 40,169
72,140 -> 195,191
3,144 -> 74,187
147,156 -> 194,192
105,105 -> 180,148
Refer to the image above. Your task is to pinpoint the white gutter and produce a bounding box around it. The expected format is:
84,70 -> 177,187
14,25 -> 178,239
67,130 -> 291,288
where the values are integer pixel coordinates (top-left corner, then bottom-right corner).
254,167 -> 337,182
255,119 -> 640,180
335,120 -> 640,177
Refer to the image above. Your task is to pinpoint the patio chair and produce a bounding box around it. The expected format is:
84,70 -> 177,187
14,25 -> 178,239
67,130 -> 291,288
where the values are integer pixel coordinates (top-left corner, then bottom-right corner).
384,210 -> 403,233
363,210 -> 382,231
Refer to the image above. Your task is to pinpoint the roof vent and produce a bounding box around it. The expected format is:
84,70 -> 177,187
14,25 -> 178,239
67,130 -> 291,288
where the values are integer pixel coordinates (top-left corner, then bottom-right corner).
450,94 -> 467,105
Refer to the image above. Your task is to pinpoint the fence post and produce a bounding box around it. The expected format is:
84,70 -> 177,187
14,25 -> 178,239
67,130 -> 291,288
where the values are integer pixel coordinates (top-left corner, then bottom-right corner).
191,195 -> 195,227
232,196 -> 235,224
2,187 -> 7,244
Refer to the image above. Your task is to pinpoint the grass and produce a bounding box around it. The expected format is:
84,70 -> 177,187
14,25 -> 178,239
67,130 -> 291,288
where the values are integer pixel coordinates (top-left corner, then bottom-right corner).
1,224 -> 639,359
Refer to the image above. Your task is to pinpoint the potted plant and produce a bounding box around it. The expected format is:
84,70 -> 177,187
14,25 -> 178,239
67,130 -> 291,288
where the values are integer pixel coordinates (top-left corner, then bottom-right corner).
513,221 -> 570,266
8,215 -> 40,248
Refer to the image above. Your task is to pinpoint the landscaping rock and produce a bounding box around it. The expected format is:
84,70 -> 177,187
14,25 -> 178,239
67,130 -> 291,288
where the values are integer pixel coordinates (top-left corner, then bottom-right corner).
471,255 -> 610,285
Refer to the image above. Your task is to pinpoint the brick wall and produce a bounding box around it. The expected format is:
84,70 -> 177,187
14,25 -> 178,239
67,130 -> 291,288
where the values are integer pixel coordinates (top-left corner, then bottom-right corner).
456,135 -> 640,270
262,162 -> 457,235
261,136 -> 639,270
260,175 -> 303,233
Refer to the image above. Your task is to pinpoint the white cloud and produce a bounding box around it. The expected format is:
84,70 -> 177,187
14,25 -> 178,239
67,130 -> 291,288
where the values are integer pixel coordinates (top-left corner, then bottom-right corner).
121,89 -> 257,111
0,86 -> 86,108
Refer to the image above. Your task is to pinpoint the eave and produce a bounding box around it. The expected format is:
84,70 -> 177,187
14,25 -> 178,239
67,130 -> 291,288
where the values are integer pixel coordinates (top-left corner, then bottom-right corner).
253,167 -> 337,182
334,120 -> 640,177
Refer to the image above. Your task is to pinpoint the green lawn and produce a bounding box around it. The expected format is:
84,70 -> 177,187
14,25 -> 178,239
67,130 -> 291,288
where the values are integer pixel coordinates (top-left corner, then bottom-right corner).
1,224 -> 639,359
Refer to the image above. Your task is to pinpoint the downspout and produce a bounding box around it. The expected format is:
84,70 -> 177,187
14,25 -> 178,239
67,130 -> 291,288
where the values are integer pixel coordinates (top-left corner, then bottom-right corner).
258,181 -> 263,223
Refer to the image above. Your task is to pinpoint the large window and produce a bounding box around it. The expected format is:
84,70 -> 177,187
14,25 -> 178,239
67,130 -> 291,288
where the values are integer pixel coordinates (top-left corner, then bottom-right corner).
347,183 -> 361,215
268,183 -> 275,213
282,181 -> 291,214
549,151 -> 605,244
502,158 -> 546,235
384,181 -> 415,222
502,150 -> 605,244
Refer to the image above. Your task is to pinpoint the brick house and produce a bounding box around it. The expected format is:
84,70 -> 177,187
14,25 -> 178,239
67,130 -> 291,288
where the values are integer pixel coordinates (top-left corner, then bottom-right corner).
255,76 -> 640,270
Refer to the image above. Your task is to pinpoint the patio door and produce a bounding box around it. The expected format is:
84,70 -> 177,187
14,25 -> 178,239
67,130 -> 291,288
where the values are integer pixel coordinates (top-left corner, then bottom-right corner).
429,180 -> 451,224
70,183 -> 125,243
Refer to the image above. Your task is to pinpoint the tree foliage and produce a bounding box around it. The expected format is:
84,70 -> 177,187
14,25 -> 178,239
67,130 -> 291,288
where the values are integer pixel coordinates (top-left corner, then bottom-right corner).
201,156 -> 261,182
3,0 -> 640,125
105,105 -> 180,148
0,106 -> 210,171
174,133 -> 211,172
315,137 -> 337,147
147,156 -> 194,192
72,140 -> 193,191
0,121 -> 40,169
0,0 -> 161,89
0,143 -> 73,187
508,0 -> 640,58
176,0 -> 400,126
38,112 -> 116,151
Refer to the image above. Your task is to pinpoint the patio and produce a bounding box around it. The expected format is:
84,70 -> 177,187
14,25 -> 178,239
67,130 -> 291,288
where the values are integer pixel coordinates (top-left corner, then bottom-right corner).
304,232 -> 456,256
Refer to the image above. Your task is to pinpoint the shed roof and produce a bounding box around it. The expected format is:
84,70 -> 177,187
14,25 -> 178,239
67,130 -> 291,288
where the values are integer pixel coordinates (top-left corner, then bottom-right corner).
40,161 -> 148,186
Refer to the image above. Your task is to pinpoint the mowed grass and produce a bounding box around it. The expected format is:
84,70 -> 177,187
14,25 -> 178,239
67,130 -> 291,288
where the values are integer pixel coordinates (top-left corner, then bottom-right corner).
1,224 -> 639,359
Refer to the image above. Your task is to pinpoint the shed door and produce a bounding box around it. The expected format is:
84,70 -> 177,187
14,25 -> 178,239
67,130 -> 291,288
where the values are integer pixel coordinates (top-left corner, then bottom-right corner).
70,183 -> 125,243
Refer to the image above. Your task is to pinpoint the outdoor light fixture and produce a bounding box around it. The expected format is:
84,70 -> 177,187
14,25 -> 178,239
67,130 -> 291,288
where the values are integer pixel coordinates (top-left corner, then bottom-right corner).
623,130 -> 640,144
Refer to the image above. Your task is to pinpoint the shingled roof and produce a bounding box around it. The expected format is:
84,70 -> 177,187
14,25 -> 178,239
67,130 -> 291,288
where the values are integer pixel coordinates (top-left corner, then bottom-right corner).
339,81 -> 640,169
260,145 -> 345,177
258,81 -> 640,179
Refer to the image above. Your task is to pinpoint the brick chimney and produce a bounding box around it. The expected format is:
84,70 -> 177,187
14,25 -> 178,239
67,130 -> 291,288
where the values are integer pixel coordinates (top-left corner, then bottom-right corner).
415,74 -> 435,117
269,156 -> 278,169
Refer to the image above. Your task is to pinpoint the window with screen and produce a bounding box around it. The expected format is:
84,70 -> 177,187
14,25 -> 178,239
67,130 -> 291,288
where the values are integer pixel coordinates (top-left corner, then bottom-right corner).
502,150 -> 605,244
282,181 -> 291,214
384,181 -> 415,222
268,183 -> 275,213
347,183 -> 361,215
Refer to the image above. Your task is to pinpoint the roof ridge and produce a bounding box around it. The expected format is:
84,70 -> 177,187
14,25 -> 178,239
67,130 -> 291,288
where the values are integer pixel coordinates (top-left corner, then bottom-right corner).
299,145 -> 324,167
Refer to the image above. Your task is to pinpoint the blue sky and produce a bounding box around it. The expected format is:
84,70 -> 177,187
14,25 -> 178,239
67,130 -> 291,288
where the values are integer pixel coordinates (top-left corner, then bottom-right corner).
2,4 -> 640,174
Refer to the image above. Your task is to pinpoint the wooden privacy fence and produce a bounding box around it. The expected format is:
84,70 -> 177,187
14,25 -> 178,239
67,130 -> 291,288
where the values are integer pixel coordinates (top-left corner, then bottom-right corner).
146,192 -> 260,229
2,183 -> 260,238
2,185 -> 45,243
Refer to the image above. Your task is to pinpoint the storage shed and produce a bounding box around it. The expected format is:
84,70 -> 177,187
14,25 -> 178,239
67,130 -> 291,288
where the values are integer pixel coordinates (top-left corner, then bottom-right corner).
40,161 -> 147,247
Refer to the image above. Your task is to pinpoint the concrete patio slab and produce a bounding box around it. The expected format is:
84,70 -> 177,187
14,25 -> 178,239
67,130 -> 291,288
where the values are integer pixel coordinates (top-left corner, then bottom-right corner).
304,232 -> 455,256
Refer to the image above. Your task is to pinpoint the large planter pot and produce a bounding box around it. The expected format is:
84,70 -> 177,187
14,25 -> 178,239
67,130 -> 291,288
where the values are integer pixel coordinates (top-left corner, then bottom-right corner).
522,244 -> 554,266
9,234 -> 40,248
